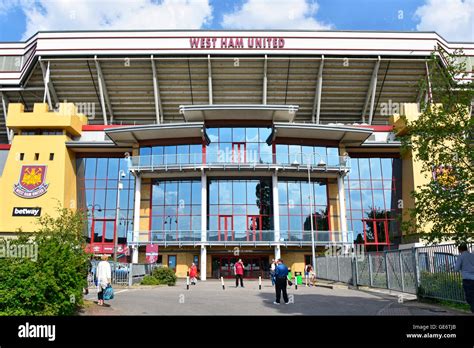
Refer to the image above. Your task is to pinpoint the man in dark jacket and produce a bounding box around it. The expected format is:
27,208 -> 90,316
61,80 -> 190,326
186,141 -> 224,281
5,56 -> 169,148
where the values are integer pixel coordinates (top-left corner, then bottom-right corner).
273,259 -> 289,305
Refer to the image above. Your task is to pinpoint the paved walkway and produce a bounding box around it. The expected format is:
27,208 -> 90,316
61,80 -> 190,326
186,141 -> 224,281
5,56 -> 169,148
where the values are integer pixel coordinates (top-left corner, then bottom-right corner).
81,279 -> 466,316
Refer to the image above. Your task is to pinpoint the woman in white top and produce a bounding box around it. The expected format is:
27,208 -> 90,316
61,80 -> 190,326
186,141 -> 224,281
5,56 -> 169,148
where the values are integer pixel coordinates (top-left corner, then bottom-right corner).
96,254 -> 112,306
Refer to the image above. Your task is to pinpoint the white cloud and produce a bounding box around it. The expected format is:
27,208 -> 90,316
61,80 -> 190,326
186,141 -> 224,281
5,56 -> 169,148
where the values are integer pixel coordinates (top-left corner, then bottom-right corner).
221,0 -> 332,30
4,0 -> 213,40
415,0 -> 474,42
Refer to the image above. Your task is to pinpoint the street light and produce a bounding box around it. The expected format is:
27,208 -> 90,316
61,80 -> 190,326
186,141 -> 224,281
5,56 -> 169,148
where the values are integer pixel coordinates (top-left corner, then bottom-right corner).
291,153 -> 326,274
114,170 -> 126,271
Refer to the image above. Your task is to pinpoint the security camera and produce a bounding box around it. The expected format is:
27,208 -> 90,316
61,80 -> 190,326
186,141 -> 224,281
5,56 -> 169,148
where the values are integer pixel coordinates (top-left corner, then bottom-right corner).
120,171 -> 126,179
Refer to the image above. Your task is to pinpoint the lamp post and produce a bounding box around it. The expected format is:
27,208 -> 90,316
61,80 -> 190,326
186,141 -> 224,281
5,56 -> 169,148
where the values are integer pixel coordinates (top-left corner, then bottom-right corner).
291,153 -> 326,274
114,170 -> 125,271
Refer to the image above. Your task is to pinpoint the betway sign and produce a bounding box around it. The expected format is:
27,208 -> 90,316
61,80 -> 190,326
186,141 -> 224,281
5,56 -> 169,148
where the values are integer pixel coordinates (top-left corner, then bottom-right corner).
190,37 -> 285,49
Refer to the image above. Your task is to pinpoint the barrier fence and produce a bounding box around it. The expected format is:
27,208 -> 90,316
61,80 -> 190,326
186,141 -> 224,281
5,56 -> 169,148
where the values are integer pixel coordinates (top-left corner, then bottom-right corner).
315,243 -> 472,304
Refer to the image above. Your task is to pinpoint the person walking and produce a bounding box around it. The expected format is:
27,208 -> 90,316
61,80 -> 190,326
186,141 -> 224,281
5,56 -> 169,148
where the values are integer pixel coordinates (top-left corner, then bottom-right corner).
304,264 -> 313,287
273,259 -> 290,305
270,259 -> 276,286
96,254 -> 112,306
454,243 -> 474,313
234,259 -> 245,288
189,262 -> 198,285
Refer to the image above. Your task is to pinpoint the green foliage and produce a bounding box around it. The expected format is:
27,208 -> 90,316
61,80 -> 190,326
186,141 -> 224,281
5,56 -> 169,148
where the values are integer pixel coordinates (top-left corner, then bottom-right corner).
140,275 -> 160,285
0,208 -> 89,315
151,267 -> 177,286
399,48 -> 474,245
418,271 -> 465,303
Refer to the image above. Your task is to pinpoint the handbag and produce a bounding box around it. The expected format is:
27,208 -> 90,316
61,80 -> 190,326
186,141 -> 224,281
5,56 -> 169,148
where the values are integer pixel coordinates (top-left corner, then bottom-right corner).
103,284 -> 114,300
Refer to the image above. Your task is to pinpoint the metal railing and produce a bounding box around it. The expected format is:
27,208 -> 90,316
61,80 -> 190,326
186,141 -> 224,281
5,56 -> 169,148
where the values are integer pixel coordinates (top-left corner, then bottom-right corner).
126,230 -> 353,246
128,152 -> 350,171
315,243 -> 473,304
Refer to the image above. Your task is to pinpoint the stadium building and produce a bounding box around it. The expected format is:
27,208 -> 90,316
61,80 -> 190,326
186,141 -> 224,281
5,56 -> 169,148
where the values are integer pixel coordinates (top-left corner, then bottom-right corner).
0,30 -> 472,278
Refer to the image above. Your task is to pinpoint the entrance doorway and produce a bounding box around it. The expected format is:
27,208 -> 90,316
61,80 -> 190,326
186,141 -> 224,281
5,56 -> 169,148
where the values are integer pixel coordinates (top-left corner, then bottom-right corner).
211,255 -> 270,279
218,215 -> 233,241
247,215 -> 262,241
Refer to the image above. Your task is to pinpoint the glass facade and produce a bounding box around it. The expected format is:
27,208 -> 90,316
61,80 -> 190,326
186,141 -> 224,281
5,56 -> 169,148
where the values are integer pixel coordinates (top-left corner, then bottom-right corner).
150,179 -> 202,241
345,156 -> 402,250
76,157 -> 135,245
278,179 -> 330,242
140,144 -> 202,165
275,144 -> 339,166
208,179 -> 273,241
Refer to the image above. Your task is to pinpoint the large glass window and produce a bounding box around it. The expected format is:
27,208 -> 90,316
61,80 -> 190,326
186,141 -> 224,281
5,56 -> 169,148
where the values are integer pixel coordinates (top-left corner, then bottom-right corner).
76,157 -> 135,246
275,144 -> 338,165
140,144 -> 202,165
150,180 -> 201,242
208,179 -> 273,241
278,179 -> 330,242
345,156 -> 402,251
206,127 -> 272,164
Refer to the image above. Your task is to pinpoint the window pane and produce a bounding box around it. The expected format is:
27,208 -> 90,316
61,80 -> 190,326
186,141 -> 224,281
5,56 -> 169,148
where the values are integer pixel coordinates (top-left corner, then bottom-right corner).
370,158 -> 382,180
108,158 -> 119,179
96,158 -> 108,178
85,158 -> 97,178
358,158 -> 370,179
246,127 -> 258,142
259,127 -> 272,142
278,182 -> 287,204
289,145 -> 301,164
233,181 -> 246,204
207,128 -> 218,142
276,144 -> 288,164
219,128 -> 231,142
232,128 -> 245,142
165,182 -> 178,205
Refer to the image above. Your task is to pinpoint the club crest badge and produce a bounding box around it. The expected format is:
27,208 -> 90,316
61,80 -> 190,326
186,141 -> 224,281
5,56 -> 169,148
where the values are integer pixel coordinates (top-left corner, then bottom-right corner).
13,165 -> 49,199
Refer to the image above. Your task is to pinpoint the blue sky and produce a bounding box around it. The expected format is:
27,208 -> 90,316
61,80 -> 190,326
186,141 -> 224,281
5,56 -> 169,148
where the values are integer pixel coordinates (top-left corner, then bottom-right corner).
0,0 -> 472,42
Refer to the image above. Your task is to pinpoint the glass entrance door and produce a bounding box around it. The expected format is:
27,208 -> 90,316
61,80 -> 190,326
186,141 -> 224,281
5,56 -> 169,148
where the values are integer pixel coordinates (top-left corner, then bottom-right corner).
92,219 -> 116,253
211,255 -> 271,279
247,215 -> 262,241
218,215 -> 233,241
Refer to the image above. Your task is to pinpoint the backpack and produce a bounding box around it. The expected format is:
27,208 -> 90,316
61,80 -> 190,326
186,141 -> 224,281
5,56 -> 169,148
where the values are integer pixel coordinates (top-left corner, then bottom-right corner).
103,284 -> 114,300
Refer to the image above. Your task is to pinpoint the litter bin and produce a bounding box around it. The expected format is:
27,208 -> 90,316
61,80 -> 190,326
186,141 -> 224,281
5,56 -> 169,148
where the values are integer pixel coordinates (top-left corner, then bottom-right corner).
294,271 -> 303,285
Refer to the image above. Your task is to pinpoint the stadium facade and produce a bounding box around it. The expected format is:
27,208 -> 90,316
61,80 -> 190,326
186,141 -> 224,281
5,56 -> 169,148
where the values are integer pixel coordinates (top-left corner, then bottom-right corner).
0,30 -> 472,278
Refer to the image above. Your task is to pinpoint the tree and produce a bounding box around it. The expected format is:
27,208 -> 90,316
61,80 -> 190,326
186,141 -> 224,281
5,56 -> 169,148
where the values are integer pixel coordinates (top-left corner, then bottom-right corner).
0,208 -> 89,315
399,48 -> 474,245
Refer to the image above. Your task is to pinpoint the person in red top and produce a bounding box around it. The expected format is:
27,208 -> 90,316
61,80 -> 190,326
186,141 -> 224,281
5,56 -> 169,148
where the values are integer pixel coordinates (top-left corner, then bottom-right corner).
189,263 -> 198,285
234,259 -> 245,288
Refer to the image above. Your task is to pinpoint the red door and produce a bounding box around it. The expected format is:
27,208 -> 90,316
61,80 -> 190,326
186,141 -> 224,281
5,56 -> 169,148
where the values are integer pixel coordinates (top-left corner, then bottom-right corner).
218,215 -> 234,241
232,142 -> 246,163
247,215 -> 262,241
91,219 -> 116,254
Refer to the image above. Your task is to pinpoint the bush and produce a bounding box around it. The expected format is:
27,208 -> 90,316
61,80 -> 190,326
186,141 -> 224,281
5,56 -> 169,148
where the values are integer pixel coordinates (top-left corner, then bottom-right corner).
0,208 -> 89,315
152,267 -> 177,286
140,275 -> 160,285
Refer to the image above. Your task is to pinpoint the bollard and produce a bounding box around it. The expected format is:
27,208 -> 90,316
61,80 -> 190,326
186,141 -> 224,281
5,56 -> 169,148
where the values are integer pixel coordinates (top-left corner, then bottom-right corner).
221,276 -> 225,290
258,276 -> 262,290
186,276 -> 190,290
294,276 -> 298,290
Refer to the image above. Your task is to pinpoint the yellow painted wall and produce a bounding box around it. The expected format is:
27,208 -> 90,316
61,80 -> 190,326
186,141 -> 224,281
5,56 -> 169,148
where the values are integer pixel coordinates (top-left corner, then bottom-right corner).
0,103 -> 87,233
139,179 -> 151,242
280,251 -> 306,274
327,179 -> 341,232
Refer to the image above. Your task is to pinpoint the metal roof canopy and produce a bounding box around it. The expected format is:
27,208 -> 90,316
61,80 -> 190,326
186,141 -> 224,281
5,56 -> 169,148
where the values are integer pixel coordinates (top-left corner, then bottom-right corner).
179,104 -> 298,122
105,122 -> 206,146
270,122 -> 373,145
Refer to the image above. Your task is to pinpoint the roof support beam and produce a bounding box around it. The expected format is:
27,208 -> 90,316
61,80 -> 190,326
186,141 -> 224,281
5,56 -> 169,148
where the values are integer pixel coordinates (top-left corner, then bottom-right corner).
94,57 -> 113,125
424,61 -> 433,105
207,55 -> 213,105
1,91 -> 12,143
263,55 -> 268,105
311,55 -> 324,124
151,55 -> 163,124
362,56 -> 381,124
39,58 -> 59,110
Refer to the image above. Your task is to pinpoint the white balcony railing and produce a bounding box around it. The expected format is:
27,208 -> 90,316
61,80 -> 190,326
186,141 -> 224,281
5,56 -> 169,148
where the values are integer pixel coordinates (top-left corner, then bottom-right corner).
128,152 -> 350,171
126,230 -> 353,246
